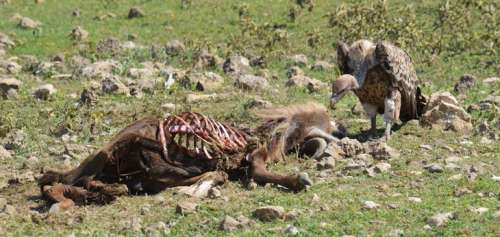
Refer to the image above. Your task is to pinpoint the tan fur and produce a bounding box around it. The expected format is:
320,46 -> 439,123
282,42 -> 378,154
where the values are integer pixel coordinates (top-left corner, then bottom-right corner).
254,102 -> 334,162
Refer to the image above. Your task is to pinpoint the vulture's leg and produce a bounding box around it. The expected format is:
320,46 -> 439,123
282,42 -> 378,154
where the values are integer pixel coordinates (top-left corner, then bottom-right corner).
250,153 -> 311,192
362,103 -> 378,137
384,90 -> 401,141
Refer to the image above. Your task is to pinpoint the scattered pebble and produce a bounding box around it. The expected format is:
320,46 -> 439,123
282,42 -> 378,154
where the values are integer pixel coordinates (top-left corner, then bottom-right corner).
284,224 -> 299,235
363,201 -> 380,209
454,187 -> 472,197
175,201 -> 197,215
424,164 -> 444,173
253,206 -> 285,221
427,212 -> 456,227
408,197 -> 422,203
469,207 -> 489,215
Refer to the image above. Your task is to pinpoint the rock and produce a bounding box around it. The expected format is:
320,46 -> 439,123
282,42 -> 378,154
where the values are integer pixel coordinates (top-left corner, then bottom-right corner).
128,67 -> 155,79
129,217 -> 142,232
165,40 -> 185,56
317,156 -> 335,170
128,7 -> 145,19
483,77 -> 500,85
311,60 -> 333,71
286,66 -> 303,78
183,71 -> 224,91
223,55 -> 251,76
424,164 -> 444,173
366,142 -> 399,160
79,88 -> 97,105
69,26 -> 88,41
0,146 -> 11,159
0,32 -> 15,48
101,76 -> 129,95
80,60 -> 121,78
253,206 -> 285,221
175,201 -> 197,215
491,176 -> 500,182
427,212 -> 456,227
96,37 -> 122,55
195,49 -> 221,69
244,97 -> 272,109
0,60 -> 21,74
448,174 -> 463,181
0,78 -> 21,99
454,74 -> 476,93
493,210 -> 500,220
185,93 -> 222,103
408,197 -> 422,203
363,200 -> 380,209
3,204 -> 16,215
246,180 -> 258,190
286,75 -> 327,93
338,138 -> 364,157
288,54 -> 308,66
219,216 -> 240,231
421,91 -> 472,134
284,224 -> 299,235
235,74 -> 268,91
388,229 -> 404,237
33,84 -> 56,100
18,17 -> 40,29
144,221 -> 170,236
454,187 -> 472,197
284,210 -> 300,220
72,8 -> 81,17
135,78 -> 158,93
482,95 -> 500,105
373,162 -> 391,173
0,197 -> 6,210
2,129 -> 26,150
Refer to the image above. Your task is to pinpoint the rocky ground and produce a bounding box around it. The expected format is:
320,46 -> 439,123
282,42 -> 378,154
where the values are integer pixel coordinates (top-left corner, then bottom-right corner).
0,0 -> 498,236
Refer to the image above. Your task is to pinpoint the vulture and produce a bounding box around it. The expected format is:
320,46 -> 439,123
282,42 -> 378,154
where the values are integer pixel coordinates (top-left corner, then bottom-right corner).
330,40 -> 426,140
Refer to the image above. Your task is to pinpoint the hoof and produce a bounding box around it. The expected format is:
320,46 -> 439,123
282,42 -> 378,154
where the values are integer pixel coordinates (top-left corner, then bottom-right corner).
297,173 -> 313,191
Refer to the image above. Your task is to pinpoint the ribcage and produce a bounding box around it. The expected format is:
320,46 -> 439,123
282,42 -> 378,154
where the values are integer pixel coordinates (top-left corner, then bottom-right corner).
162,112 -> 247,159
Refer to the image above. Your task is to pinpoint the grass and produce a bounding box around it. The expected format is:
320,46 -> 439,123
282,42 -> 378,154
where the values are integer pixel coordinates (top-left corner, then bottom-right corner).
0,0 -> 499,236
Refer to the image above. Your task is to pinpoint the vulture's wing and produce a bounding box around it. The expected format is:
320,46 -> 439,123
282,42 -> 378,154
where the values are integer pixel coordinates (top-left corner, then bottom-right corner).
374,42 -> 419,121
336,41 -> 352,75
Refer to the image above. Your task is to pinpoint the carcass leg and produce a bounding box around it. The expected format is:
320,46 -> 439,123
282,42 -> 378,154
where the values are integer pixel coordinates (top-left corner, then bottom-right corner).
250,152 -> 311,192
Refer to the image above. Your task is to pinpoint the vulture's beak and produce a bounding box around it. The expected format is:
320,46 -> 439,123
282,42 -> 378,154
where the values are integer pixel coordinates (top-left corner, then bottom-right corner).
330,94 -> 340,109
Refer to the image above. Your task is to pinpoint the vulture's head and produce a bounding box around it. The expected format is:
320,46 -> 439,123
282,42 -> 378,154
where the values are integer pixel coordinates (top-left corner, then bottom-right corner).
330,74 -> 358,109
336,40 -> 376,82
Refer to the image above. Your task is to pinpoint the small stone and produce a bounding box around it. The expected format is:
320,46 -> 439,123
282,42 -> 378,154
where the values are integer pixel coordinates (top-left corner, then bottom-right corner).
374,162 -> 391,173
0,146 -> 12,159
219,216 -> 240,231
420,144 -> 432,150
388,229 -> 404,237
427,212 -> 456,227
284,210 -> 300,220
4,204 -> 16,215
469,207 -> 489,215
235,74 -> 269,91
33,84 -> 56,100
18,17 -> 40,29
154,195 -> 166,204
129,217 -> 142,232
311,60 -> 333,71
483,77 -> 500,85
223,55 -> 251,76
493,211 -> 500,219
0,197 -> 7,210
338,138 -> 365,157
408,197 -> 422,203
165,40 -> 185,56
367,142 -> 399,160
316,156 -> 335,170
286,66 -> 303,78
491,176 -> 500,182
176,201 -> 197,215
69,26 -> 88,41
424,164 -> 444,173
454,187 -> 472,197
448,174 -> 462,181
454,74 -> 476,93
79,88 -> 97,105
363,200 -> 380,209
284,224 -> 299,235
253,206 -> 285,221
128,7 -> 145,19
101,76 -> 129,95
288,54 -> 308,66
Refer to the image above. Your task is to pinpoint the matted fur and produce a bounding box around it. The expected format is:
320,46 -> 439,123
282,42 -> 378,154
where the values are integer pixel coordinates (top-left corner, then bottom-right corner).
253,102 -> 333,162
